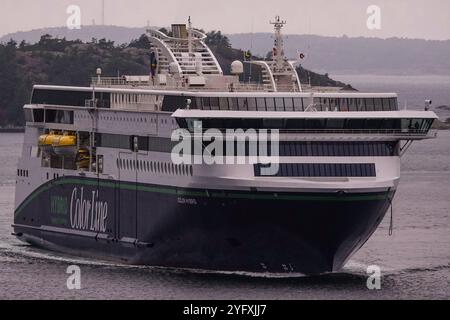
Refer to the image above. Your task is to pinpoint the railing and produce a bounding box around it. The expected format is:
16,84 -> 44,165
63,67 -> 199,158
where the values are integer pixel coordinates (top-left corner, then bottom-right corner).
92,77 -> 150,87
91,77 -> 271,91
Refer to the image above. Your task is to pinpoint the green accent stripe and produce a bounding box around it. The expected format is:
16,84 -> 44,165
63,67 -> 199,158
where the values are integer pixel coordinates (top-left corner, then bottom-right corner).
15,177 -> 390,217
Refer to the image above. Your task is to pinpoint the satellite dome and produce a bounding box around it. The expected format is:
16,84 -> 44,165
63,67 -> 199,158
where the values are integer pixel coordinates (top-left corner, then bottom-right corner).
231,60 -> 244,75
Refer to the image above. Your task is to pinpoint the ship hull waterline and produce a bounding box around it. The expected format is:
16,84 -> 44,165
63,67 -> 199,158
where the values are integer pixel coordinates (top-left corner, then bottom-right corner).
13,176 -> 393,275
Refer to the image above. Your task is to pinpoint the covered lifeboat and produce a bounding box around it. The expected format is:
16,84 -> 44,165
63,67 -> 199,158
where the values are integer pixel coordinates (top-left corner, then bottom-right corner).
52,132 -> 77,156
38,131 -> 62,153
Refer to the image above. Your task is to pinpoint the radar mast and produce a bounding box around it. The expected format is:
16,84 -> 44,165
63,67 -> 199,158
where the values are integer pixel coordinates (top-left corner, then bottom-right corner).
270,15 -> 287,72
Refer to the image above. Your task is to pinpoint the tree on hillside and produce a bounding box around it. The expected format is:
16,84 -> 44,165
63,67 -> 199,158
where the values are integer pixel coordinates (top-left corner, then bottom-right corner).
205,31 -> 231,48
129,34 -> 151,49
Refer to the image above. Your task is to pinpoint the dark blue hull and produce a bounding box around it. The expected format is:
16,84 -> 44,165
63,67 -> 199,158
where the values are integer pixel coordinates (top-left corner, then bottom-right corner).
14,177 -> 393,274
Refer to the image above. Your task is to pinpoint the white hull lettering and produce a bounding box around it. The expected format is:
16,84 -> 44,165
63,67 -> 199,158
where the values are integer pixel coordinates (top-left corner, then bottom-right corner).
70,187 -> 108,233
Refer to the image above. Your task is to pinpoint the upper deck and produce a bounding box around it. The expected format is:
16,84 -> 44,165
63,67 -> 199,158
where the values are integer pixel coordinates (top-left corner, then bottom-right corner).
88,17 -> 313,93
22,17 -> 438,142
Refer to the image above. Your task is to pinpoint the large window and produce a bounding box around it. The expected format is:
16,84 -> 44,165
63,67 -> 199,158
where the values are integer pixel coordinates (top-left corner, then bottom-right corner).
45,109 -> 74,124
293,98 -> 304,111
32,89 -> 111,108
32,109 -> 44,122
275,98 -> 285,111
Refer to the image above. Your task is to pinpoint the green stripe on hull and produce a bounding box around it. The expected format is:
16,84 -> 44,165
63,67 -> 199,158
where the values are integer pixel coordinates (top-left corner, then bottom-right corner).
15,177 -> 390,217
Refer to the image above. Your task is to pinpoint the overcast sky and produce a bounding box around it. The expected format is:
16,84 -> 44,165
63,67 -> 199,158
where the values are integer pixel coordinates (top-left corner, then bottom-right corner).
1,0 -> 449,40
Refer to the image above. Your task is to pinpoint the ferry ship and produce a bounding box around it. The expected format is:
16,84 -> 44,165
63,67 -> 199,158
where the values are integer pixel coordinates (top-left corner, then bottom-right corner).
13,17 -> 438,274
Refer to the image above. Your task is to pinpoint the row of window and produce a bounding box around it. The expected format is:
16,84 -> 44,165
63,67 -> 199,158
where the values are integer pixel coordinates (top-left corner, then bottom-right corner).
17,169 -> 29,177
28,109 -> 174,126
254,163 -> 377,177
192,96 -> 306,112
186,97 -> 399,112
30,88 -> 398,113
76,113 -> 174,125
188,141 -> 398,157
277,141 -> 397,157
97,132 -> 397,158
313,97 -> 398,112
116,158 -> 193,177
25,109 -> 74,124
181,118 -> 434,132
97,134 -> 175,153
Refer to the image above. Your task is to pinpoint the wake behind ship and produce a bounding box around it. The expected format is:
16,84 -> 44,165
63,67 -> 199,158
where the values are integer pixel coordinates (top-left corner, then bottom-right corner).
13,17 -> 438,274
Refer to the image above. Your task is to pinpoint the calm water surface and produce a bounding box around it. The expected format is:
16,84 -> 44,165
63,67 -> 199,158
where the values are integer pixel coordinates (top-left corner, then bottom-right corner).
0,128 -> 449,300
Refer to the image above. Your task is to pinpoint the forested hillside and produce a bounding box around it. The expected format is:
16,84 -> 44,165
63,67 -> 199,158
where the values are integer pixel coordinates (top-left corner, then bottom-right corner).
0,31 -> 347,126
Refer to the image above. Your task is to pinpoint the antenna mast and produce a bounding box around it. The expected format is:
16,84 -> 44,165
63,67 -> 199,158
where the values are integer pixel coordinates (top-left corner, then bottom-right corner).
270,15 -> 287,72
188,16 -> 193,55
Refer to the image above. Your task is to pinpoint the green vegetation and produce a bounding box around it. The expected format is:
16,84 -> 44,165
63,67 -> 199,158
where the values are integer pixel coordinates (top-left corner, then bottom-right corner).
0,32 -> 348,127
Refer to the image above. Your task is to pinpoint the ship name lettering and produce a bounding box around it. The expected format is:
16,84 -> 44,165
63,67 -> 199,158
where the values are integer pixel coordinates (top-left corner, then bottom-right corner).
70,187 -> 108,233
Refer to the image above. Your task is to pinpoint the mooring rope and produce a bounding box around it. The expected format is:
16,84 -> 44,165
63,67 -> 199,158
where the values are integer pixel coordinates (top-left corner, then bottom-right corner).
389,201 -> 394,236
